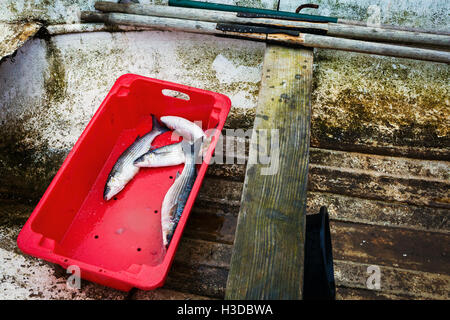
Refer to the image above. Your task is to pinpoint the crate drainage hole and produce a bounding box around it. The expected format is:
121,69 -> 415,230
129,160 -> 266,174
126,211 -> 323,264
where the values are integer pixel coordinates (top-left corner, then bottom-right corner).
94,235 -> 99,239
154,210 -> 158,214
137,248 -> 142,252
169,176 -> 173,179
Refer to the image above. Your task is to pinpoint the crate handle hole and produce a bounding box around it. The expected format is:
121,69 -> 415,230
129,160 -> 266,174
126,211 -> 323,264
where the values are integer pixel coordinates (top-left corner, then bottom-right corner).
162,89 -> 190,101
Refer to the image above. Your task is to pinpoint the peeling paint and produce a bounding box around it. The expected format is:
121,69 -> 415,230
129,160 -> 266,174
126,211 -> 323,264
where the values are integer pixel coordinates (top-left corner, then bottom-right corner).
0,22 -> 41,61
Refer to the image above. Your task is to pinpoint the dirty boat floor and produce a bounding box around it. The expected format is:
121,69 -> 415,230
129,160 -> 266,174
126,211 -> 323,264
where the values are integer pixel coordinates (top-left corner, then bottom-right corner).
1,144 -> 448,299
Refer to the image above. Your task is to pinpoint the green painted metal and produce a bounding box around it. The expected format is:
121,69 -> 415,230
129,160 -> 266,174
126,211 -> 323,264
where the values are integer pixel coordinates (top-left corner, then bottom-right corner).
168,0 -> 338,23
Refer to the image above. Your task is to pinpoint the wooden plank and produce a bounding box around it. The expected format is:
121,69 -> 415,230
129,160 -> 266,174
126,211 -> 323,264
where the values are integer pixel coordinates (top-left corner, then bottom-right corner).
207,146 -> 450,182
307,192 -> 450,233
184,205 -> 238,244
183,204 -> 450,275
206,165 -> 450,209
81,11 -> 450,63
334,260 -> 450,300
203,159 -> 450,233
309,148 -> 449,181
336,287 -> 415,300
165,238 -> 232,298
225,46 -> 313,300
309,165 -> 449,209
330,221 -> 450,275
206,147 -> 450,210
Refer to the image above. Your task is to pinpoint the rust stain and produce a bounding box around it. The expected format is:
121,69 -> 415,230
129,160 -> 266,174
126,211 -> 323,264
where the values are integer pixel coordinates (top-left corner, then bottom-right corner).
18,22 -> 40,42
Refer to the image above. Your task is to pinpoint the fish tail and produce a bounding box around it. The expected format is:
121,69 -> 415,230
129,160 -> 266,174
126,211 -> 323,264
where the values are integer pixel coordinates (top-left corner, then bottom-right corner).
151,114 -> 169,134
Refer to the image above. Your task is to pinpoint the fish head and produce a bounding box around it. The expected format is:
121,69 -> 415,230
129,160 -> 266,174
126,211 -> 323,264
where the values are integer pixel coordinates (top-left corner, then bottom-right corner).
133,152 -> 155,167
103,176 -> 125,201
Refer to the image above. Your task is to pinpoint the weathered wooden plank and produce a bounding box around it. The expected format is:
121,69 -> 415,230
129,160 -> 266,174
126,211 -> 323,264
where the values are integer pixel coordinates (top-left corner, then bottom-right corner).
164,237 -> 233,298
334,260 -> 450,300
95,2 -> 450,48
163,236 -> 450,299
165,263 -> 228,298
309,165 -> 449,208
309,148 -> 449,181
330,221 -> 450,275
197,177 -> 242,207
194,187 -> 450,235
202,159 -> 450,233
183,204 -> 450,275
307,192 -> 450,233
184,205 -> 238,244
336,287 -> 415,300
207,146 -> 450,182
206,147 -> 450,210
174,237 -> 232,269
225,46 -> 312,300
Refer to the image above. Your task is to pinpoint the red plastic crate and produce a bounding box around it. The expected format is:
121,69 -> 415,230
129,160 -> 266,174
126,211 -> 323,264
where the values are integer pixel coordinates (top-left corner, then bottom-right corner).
17,75 -> 231,291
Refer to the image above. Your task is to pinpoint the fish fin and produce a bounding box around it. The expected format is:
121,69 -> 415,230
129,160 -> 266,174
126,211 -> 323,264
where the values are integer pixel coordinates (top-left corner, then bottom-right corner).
151,114 -> 169,134
176,171 -> 181,179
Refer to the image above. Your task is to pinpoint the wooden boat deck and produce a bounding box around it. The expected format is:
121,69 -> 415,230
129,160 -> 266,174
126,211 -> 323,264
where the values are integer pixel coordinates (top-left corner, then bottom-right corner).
154,148 -> 449,300
0,0 -> 448,300
1,142 -> 448,300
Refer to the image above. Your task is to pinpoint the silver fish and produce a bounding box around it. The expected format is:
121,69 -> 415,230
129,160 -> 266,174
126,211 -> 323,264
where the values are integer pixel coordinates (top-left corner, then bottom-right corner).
160,116 -> 206,143
133,142 -> 185,168
103,115 -> 168,201
160,115 -> 214,161
161,140 -> 202,246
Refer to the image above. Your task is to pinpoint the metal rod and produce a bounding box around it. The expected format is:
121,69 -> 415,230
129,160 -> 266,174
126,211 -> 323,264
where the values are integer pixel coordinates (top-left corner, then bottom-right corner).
94,2 -> 450,48
168,0 -> 450,36
80,11 -> 450,64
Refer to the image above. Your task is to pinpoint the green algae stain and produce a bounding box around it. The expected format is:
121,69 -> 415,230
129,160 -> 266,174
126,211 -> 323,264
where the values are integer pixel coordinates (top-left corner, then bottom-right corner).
0,115 -> 67,202
311,49 -> 450,156
44,38 -> 67,104
0,38 -> 71,202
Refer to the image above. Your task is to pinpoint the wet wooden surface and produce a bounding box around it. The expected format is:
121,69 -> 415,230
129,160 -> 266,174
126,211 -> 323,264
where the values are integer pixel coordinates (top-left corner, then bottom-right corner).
139,144 -> 449,300
5,145 -> 446,299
